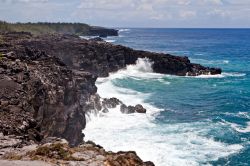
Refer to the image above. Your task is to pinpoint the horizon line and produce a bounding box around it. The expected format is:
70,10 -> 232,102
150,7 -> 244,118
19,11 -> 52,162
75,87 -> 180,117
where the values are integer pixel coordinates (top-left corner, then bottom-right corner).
1,20 -> 250,29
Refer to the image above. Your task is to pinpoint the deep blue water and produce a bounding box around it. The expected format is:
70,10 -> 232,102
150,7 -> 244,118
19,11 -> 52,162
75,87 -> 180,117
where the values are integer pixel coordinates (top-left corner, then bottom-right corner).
85,29 -> 250,166
114,29 -> 250,165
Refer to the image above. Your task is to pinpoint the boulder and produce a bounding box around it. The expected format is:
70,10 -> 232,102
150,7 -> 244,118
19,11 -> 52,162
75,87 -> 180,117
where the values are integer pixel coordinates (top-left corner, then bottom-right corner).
102,98 -> 122,109
120,104 -> 133,114
134,104 -> 147,113
120,104 -> 147,114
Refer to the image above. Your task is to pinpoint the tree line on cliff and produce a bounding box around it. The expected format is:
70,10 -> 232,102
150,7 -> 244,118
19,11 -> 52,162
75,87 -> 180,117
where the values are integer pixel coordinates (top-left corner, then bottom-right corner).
0,21 -> 118,36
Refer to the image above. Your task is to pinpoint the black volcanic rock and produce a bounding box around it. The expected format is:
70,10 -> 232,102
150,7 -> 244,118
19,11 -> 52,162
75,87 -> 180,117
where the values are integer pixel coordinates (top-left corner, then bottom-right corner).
120,104 -> 147,114
0,34 -> 99,147
102,97 -> 122,109
134,104 -> 147,113
8,33 -> 221,77
89,26 -> 118,36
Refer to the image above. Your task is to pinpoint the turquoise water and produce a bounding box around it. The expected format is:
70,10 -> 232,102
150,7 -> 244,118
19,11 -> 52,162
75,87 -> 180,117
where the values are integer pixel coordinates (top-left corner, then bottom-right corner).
85,29 -> 250,166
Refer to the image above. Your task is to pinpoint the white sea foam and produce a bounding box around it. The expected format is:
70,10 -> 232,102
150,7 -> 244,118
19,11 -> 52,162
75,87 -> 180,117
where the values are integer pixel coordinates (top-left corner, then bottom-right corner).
79,36 -> 99,40
189,72 -> 246,79
80,36 -> 116,43
98,58 -> 165,81
84,58 -> 243,166
233,122 -> 250,133
190,58 -> 230,65
96,58 -> 164,112
193,74 -> 225,78
119,28 -> 131,32
222,72 -> 246,77
223,112 -> 250,119
104,39 -> 116,43
223,121 -> 250,133
238,112 -> 250,119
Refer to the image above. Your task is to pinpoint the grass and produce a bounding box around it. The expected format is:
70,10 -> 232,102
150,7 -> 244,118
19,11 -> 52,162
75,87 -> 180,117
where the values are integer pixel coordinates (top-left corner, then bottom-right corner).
0,21 -> 117,36
28,143 -> 84,161
0,35 -> 3,44
0,21 -> 91,35
2,152 -> 23,160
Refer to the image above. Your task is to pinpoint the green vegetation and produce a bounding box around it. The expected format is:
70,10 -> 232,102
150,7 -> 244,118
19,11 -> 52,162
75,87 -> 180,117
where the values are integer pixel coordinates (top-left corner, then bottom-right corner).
2,152 -> 22,160
0,34 -> 3,44
34,143 -> 73,160
28,143 -> 84,161
0,21 -> 111,36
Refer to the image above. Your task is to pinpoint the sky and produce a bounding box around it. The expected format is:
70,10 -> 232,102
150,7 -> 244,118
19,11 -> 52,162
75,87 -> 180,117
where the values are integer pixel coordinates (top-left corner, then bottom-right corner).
0,0 -> 250,28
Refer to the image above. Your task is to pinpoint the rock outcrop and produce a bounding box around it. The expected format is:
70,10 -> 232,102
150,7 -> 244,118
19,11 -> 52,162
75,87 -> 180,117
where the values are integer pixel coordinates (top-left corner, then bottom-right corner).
0,134 -> 154,166
120,104 -> 147,114
102,98 -> 123,109
0,34 -> 98,147
3,33 -> 221,77
89,26 -> 118,37
101,98 -> 147,114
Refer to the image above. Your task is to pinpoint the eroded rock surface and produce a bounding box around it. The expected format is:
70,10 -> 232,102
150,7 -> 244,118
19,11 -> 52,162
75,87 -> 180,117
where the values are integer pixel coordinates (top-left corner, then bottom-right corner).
1,33 -> 221,77
0,137 -> 154,166
120,104 -> 147,114
0,34 -> 98,146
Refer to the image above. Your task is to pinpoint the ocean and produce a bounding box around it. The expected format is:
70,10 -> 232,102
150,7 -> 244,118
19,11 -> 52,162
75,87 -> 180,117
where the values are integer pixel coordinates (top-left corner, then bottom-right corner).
84,28 -> 250,166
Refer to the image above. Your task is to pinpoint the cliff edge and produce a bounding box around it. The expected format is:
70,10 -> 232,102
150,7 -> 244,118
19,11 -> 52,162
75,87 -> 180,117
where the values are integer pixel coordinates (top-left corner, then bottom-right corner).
0,32 -> 222,165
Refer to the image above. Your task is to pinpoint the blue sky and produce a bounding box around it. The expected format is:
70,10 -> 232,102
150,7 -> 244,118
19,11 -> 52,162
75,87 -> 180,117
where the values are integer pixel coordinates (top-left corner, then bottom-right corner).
0,0 -> 250,28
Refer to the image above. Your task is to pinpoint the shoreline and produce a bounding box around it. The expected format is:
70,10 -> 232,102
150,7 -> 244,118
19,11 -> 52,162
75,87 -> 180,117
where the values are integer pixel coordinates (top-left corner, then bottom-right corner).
0,32 -> 222,165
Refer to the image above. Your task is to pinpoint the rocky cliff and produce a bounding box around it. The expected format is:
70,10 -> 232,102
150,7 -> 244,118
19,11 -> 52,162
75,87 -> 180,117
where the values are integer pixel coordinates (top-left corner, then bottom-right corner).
0,32 -> 222,165
11,33 -> 221,77
0,33 -> 99,147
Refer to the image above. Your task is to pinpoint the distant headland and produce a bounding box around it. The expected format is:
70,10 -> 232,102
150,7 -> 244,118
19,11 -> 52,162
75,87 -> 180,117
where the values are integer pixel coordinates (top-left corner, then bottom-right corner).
0,21 -> 118,37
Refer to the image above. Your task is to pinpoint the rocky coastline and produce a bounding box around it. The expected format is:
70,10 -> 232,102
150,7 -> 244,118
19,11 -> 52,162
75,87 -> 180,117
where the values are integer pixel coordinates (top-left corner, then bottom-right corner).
0,32 -> 221,165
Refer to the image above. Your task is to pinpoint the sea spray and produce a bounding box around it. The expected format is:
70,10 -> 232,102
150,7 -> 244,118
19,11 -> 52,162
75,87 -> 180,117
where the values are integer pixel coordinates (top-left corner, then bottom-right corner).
84,58 -> 243,166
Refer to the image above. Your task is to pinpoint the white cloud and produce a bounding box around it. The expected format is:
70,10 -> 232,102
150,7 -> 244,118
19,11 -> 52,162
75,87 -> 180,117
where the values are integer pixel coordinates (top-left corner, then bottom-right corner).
203,0 -> 224,5
0,0 -> 249,27
207,9 -> 230,17
178,0 -> 191,6
180,11 -> 196,18
0,0 -> 48,3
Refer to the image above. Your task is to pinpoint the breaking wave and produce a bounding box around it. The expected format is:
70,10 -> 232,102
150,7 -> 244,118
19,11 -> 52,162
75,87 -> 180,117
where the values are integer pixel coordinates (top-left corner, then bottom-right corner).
83,58 -> 243,166
119,28 -> 131,32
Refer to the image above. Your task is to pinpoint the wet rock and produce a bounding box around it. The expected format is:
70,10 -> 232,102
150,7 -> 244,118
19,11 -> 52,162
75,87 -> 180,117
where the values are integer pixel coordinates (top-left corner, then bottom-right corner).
102,108 -> 109,113
120,104 -> 147,114
134,104 -> 147,113
102,98 -> 122,109
120,104 -> 131,114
